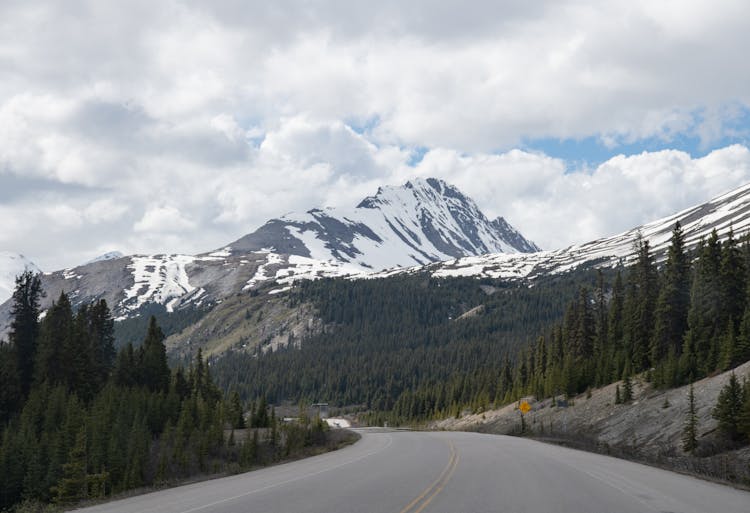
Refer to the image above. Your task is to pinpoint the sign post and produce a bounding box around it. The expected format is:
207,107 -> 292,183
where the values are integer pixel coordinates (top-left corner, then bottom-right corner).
518,400 -> 531,434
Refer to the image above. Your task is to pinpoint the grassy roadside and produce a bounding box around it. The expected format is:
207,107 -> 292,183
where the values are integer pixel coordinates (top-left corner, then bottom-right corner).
8,429 -> 361,513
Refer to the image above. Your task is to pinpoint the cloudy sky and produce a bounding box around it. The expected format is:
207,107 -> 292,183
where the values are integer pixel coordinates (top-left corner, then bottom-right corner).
2,0 -> 750,270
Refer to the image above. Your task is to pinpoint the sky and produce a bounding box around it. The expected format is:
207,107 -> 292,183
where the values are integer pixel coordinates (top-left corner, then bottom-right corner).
2,0 -> 750,270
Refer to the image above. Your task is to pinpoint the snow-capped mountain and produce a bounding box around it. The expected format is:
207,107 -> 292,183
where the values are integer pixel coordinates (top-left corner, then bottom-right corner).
419,181 -> 750,281
0,252 -> 41,304
228,177 -> 540,269
0,178 -> 537,323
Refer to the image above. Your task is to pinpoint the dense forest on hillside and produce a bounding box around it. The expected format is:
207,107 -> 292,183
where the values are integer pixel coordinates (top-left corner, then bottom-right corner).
0,273 -> 328,512
213,266 -> 610,411
214,223 -> 750,437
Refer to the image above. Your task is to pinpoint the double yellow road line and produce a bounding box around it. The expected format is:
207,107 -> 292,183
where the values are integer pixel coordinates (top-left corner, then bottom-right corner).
399,441 -> 459,513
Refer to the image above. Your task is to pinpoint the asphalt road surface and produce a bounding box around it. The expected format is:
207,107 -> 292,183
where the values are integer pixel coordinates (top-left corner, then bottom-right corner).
75,429 -> 750,513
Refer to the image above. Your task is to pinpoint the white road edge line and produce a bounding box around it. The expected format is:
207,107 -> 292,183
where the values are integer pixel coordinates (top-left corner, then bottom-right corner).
173,433 -> 394,513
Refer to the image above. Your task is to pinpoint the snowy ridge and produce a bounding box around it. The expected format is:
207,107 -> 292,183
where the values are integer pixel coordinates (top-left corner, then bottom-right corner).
86,251 -> 124,264
420,181 -> 750,281
228,177 -> 539,270
0,252 -> 41,304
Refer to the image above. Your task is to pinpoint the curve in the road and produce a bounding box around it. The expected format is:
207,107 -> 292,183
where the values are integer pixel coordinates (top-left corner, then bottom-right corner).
74,429 -> 750,513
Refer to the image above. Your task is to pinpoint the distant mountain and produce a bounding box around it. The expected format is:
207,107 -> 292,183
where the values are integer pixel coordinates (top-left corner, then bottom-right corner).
0,252 -> 41,304
228,177 -> 540,270
0,178 -> 537,325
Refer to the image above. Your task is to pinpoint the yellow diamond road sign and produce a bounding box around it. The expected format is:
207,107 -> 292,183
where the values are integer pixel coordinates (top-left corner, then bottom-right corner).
519,400 -> 531,414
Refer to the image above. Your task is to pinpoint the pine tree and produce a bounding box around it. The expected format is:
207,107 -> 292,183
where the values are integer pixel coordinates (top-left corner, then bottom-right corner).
253,396 -> 269,428
229,390 -> 246,429
53,427 -> 88,505
139,317 -> 170,393
0,344 -> 20,421
622,374 -> 633,403
88,299 -> 116,386
682,384 -> 698,453
683,232 -> 724,376
9,271 -> 43,397
34,292 -> 74,388
114,343 -> 137,388
739,378 -> 750,439
651,222 -> 690,366
627,236 -> 658,371
718,319 -> 738,371
712,372 -> 744,441
720,227 -> 746,330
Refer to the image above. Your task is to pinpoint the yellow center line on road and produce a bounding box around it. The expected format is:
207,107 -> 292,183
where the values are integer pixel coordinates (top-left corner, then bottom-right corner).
398,441 -> 459,513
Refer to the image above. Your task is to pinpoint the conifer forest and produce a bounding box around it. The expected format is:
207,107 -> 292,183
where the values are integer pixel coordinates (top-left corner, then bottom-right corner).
0,273 -> 329,511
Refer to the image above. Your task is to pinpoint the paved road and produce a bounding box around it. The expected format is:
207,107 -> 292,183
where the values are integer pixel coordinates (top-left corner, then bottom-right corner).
76,430 -> 750,513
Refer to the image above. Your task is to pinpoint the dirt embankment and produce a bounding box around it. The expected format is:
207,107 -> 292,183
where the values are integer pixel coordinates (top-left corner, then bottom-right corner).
432,360 -> 750,485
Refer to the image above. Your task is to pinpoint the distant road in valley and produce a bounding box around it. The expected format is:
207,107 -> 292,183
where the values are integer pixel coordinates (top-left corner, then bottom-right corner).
76,430 -> 750,513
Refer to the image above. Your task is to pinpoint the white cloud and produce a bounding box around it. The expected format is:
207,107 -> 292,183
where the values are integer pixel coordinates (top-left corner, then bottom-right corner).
134,206 -> 196,233
407,145 -> 750,250
1,1 -> 750,268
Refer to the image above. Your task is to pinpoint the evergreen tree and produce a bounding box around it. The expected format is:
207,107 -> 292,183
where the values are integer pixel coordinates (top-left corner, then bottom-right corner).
720,227 -> 746,330
9,271 -> 43,397
607,270 -> 625,380
139,317 -> 170,393
88,300 -> 116,386
34,292 -> 74,388
172,366 -> 191,400
682,384 -> 698,453
622,374 -> 633,403
651,222 -> 690,366
718,319 -> 738,372
253,396 -> 269,428
229,390 -> 246,429
683,232 -> 724,376
67,304 -> 96,400
114,343 -> 137,388
739,378 -> 750,439
712,372 -> 745,441
626,235 -> 658,371
0,344 -> 20,421
53,427 -> 88,504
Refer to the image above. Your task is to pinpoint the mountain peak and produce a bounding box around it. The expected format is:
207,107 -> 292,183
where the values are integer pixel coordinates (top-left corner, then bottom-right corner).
87,251 -> 125,264
230,178 -> 539,269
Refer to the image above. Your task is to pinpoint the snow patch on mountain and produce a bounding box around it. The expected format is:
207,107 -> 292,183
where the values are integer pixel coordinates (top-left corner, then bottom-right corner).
0,252 -> 41,304
119,255 -> 196,318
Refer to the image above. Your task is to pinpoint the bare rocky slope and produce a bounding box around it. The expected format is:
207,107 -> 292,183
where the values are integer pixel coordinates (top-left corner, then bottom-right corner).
432,360 -> 750,484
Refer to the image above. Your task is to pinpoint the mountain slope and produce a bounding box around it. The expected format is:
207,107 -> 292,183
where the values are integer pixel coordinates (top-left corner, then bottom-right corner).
419,181 -> 750,281
228,177 -> 540,270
